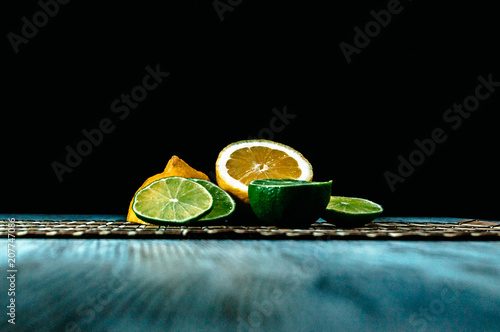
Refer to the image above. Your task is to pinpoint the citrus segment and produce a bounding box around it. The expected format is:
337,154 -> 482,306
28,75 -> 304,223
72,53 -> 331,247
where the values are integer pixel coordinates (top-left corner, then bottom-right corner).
216,140 -> 313,204
226,147 -> 303,185
321,196 -> 383,227
127,156 -> 209,225
132,177 -> 213,224
189,178 -> 236,222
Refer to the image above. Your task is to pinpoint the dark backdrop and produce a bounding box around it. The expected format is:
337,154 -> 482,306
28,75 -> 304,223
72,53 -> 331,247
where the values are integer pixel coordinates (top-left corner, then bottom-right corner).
2,1 -> 499,219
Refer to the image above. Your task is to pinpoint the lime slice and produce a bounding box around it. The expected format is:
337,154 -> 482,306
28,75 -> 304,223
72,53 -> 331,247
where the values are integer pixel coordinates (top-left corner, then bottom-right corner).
189,178 -> 236,222
322,196 -> 383,227
248,179 -> 332,226
132,177 -> 213,224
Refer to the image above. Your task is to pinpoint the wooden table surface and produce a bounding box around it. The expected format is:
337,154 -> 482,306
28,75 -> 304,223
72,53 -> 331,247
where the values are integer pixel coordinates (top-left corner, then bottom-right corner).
1,215 -> 499,331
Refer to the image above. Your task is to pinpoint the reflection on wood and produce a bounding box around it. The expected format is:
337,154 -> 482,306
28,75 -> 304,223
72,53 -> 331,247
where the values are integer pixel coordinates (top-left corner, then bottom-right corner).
3,238 -> 500,331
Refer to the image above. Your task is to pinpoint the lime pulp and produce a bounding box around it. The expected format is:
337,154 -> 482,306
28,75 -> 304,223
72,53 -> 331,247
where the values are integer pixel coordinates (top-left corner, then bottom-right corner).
132,177 -> 213,224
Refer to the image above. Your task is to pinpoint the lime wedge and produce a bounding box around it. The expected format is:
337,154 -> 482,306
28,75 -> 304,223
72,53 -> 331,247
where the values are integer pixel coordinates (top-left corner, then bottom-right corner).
189,178 -> 236,222
322,196 -> 383,227
132,177 -> 213,224
248,179 -> 332,226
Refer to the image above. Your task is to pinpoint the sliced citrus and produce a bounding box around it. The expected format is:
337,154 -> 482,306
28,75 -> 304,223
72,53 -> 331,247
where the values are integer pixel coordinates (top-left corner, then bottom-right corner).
248,179 -> 332,226
132,177 -> 213,224
321,196 -> 383,227
216,140 -> 313,204
189,178 -> 236,222
127,156 -> 210,225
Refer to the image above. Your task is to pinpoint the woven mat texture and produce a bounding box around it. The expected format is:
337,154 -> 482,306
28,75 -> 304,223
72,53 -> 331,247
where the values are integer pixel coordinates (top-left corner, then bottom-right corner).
2,219 -> 500,240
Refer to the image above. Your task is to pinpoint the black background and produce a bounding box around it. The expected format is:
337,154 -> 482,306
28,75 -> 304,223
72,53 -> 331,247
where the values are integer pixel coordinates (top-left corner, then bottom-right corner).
2,0 -> 499,219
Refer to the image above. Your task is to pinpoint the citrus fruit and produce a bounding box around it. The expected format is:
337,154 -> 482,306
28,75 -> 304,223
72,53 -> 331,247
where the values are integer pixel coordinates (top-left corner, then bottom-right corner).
127,156 -> 209,224
216,140 -> 313,204
189,178 -> 236,222
132,177 -> 213,224
321,196 -> 383,227
248,179 -> 332,226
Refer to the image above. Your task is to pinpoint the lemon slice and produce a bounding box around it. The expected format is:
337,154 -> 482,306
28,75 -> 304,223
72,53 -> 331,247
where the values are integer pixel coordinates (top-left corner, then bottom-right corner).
215,140 -> 313,203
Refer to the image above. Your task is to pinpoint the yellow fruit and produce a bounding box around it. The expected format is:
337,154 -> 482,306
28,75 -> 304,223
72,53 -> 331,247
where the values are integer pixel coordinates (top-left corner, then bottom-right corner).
127,156 -> 210,224
215,140 -> 313,204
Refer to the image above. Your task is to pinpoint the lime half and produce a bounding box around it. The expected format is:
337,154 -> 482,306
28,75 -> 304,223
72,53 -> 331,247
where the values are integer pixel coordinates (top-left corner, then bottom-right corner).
322,196 -> 383,227
248,179 -> 332,226
132,177 -> 213,224
189,178 -> 236,222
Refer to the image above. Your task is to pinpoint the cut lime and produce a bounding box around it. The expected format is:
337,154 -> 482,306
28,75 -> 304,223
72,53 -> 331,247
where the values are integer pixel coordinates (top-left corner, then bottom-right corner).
321,196 -> 383,227
248,179 -> 332,226
132,177 -> 213,224
189,178 -> 236,222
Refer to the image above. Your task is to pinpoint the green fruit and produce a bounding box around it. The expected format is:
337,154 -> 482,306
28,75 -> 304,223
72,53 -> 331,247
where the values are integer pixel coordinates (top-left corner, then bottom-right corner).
132,177 -> 213,224
321,196 -> 383,227
248,179 -> 332,226
189,178 -> 236,222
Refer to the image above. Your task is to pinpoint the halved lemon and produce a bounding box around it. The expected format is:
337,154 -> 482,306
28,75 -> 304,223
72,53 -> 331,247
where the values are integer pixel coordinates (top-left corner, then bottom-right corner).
215,140 -> 313,203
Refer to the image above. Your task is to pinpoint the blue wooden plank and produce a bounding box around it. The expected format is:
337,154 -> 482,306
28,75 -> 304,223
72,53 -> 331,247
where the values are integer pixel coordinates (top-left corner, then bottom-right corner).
1,238 -> 499,331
